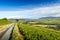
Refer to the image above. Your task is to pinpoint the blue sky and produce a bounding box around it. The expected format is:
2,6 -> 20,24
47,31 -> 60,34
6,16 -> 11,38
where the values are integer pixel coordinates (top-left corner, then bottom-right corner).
0,0 -> 60,19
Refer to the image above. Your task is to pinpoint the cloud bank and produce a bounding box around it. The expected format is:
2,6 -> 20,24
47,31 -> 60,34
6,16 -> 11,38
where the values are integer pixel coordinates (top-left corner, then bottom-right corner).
0,5 -> 60,19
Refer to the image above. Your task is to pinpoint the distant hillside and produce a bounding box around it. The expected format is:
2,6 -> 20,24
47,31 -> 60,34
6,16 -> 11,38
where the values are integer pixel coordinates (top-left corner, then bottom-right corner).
39,17 -> 60,20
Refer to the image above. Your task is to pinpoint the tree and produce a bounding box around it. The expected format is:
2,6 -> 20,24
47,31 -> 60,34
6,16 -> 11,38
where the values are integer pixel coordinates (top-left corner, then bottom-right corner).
16,19 -> 19,22
2,18 -> 7,20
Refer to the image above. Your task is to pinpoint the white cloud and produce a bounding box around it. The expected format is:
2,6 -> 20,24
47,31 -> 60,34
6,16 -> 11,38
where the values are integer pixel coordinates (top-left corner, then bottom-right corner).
18,5 -> 60,18
0,5 -> 60,19
31,5 -> 60,15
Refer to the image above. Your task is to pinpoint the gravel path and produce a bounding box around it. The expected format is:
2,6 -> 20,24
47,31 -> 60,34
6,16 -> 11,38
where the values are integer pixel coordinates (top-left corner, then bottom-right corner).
0,24 -> 14,40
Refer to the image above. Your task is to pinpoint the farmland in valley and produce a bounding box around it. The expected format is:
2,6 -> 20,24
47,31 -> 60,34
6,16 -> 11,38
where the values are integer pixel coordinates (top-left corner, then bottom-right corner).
0,18 -> 60,40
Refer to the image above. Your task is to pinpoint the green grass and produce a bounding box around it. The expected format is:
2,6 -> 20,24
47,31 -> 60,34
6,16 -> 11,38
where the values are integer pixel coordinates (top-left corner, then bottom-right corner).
19,24 -> 60,40
0,19 -> 12,25
11,23 -> 24,40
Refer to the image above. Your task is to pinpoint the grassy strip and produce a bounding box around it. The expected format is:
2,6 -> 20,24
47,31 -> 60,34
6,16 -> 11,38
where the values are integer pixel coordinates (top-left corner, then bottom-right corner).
11,23 -> 24,40
19,24 -> 60,40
